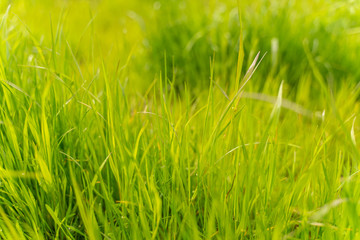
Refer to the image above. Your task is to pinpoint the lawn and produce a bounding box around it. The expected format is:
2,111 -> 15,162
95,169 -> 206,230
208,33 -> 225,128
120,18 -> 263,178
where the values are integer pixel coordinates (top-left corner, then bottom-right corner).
1,0 -> 360,239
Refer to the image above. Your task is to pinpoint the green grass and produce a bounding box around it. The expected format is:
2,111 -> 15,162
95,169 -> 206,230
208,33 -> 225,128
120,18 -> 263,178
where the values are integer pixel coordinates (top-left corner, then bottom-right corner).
1,0 -> 360,239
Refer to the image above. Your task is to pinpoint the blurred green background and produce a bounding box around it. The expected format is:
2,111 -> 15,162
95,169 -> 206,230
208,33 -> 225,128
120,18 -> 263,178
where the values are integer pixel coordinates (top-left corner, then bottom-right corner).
2,0 -> 360,94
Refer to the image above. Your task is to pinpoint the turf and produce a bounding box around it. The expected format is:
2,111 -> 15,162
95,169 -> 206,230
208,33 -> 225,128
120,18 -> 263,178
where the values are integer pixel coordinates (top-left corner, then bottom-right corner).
1,0 -> 360,239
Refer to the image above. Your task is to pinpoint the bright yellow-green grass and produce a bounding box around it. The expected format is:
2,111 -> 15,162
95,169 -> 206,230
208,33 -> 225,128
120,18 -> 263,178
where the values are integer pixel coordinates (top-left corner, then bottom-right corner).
1,0 -> 360,239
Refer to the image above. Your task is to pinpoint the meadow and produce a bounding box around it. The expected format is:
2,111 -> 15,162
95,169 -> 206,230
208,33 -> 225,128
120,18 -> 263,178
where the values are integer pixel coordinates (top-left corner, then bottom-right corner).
0,0 -> 360,239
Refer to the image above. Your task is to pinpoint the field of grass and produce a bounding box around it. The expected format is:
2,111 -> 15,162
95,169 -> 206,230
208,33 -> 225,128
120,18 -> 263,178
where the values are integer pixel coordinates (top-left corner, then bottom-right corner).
1,0 -> 360,239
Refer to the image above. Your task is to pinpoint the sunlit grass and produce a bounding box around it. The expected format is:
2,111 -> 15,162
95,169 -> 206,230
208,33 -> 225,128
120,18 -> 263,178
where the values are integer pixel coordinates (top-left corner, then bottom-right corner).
1,0 -> 360,239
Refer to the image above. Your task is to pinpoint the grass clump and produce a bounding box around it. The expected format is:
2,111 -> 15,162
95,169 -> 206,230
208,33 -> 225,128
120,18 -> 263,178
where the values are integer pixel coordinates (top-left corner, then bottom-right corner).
1,0 -> 360,239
